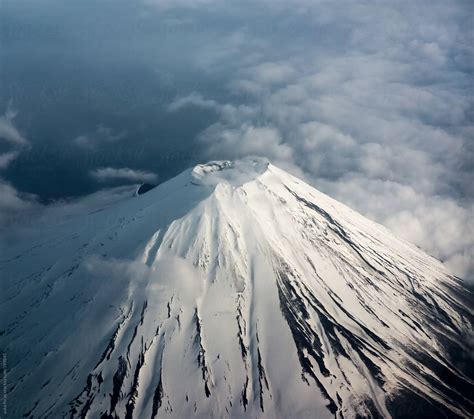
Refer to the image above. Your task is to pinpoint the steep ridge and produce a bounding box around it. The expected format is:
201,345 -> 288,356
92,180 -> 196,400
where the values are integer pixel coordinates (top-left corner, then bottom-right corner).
0,158 -> 472,418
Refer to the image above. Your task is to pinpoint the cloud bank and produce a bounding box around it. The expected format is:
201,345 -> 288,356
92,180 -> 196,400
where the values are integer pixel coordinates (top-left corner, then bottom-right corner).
0,107 -> 37,228
164,0 -> 473,280
90,167 -> 158,183
1,0 -> 472,280
73,125 -> 127,150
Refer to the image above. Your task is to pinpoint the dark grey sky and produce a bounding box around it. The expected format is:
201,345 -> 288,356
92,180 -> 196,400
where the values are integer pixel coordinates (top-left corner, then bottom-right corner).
0,0 -> 473,279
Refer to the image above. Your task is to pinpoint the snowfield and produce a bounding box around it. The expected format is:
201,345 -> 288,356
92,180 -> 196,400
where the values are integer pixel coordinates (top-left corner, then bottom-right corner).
1,158 -> 472,418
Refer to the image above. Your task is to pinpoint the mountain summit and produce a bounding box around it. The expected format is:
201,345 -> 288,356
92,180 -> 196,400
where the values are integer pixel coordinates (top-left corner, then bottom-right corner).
1,158 -> 472,418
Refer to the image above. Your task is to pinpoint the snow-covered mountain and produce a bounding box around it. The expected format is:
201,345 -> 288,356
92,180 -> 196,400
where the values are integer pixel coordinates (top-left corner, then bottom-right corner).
1,158 -> 472,418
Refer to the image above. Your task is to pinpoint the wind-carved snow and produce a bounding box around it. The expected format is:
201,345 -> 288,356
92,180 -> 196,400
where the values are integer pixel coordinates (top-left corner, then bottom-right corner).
0,158 -> 472,418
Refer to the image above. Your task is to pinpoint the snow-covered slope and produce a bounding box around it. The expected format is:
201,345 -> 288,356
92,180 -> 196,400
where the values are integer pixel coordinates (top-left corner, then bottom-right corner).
1,158 -> 472,418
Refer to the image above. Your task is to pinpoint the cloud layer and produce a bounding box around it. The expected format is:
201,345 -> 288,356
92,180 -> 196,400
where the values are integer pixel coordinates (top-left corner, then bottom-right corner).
1,0 -> 472,280
73,125 -> 127,150
165,0 -> 473,280
0,107 -> 36,228
90,167 -> 158,183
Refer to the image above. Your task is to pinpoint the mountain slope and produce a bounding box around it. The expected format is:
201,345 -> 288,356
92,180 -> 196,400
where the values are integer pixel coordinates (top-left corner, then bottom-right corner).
1,158 -> 472,418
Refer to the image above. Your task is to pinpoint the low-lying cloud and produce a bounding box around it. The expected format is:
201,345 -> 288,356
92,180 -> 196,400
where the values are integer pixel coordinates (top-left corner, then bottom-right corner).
0,107 -> 30,170
84,253 -> 204,304
0,108 -> 28,148
73,125 -> 127,150
90,167 -> 158,183
0,107 -> 36,228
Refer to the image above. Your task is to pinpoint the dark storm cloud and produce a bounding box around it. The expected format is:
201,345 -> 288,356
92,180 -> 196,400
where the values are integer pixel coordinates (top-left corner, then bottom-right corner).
1,0 -> 472,278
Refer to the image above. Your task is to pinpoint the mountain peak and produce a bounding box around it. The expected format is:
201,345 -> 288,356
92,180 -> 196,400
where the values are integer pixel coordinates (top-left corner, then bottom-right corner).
1,159 -> 472,418
190,157 -> 270,187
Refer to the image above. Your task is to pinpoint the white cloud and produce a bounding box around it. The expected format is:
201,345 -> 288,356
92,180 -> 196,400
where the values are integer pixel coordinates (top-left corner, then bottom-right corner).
0,107 -> 36,229
0,151 -> 20,170
158,0 -> 473,279
0,108 -> 28,147
84,253 -> 204,304
90,167 -> 158,183
73,125 -> 126,150
0,107 -> 29,170
168,93 -> 218,112
200,123 -> 294,164
0,180 -> 38,229
249,62 -> 296,85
